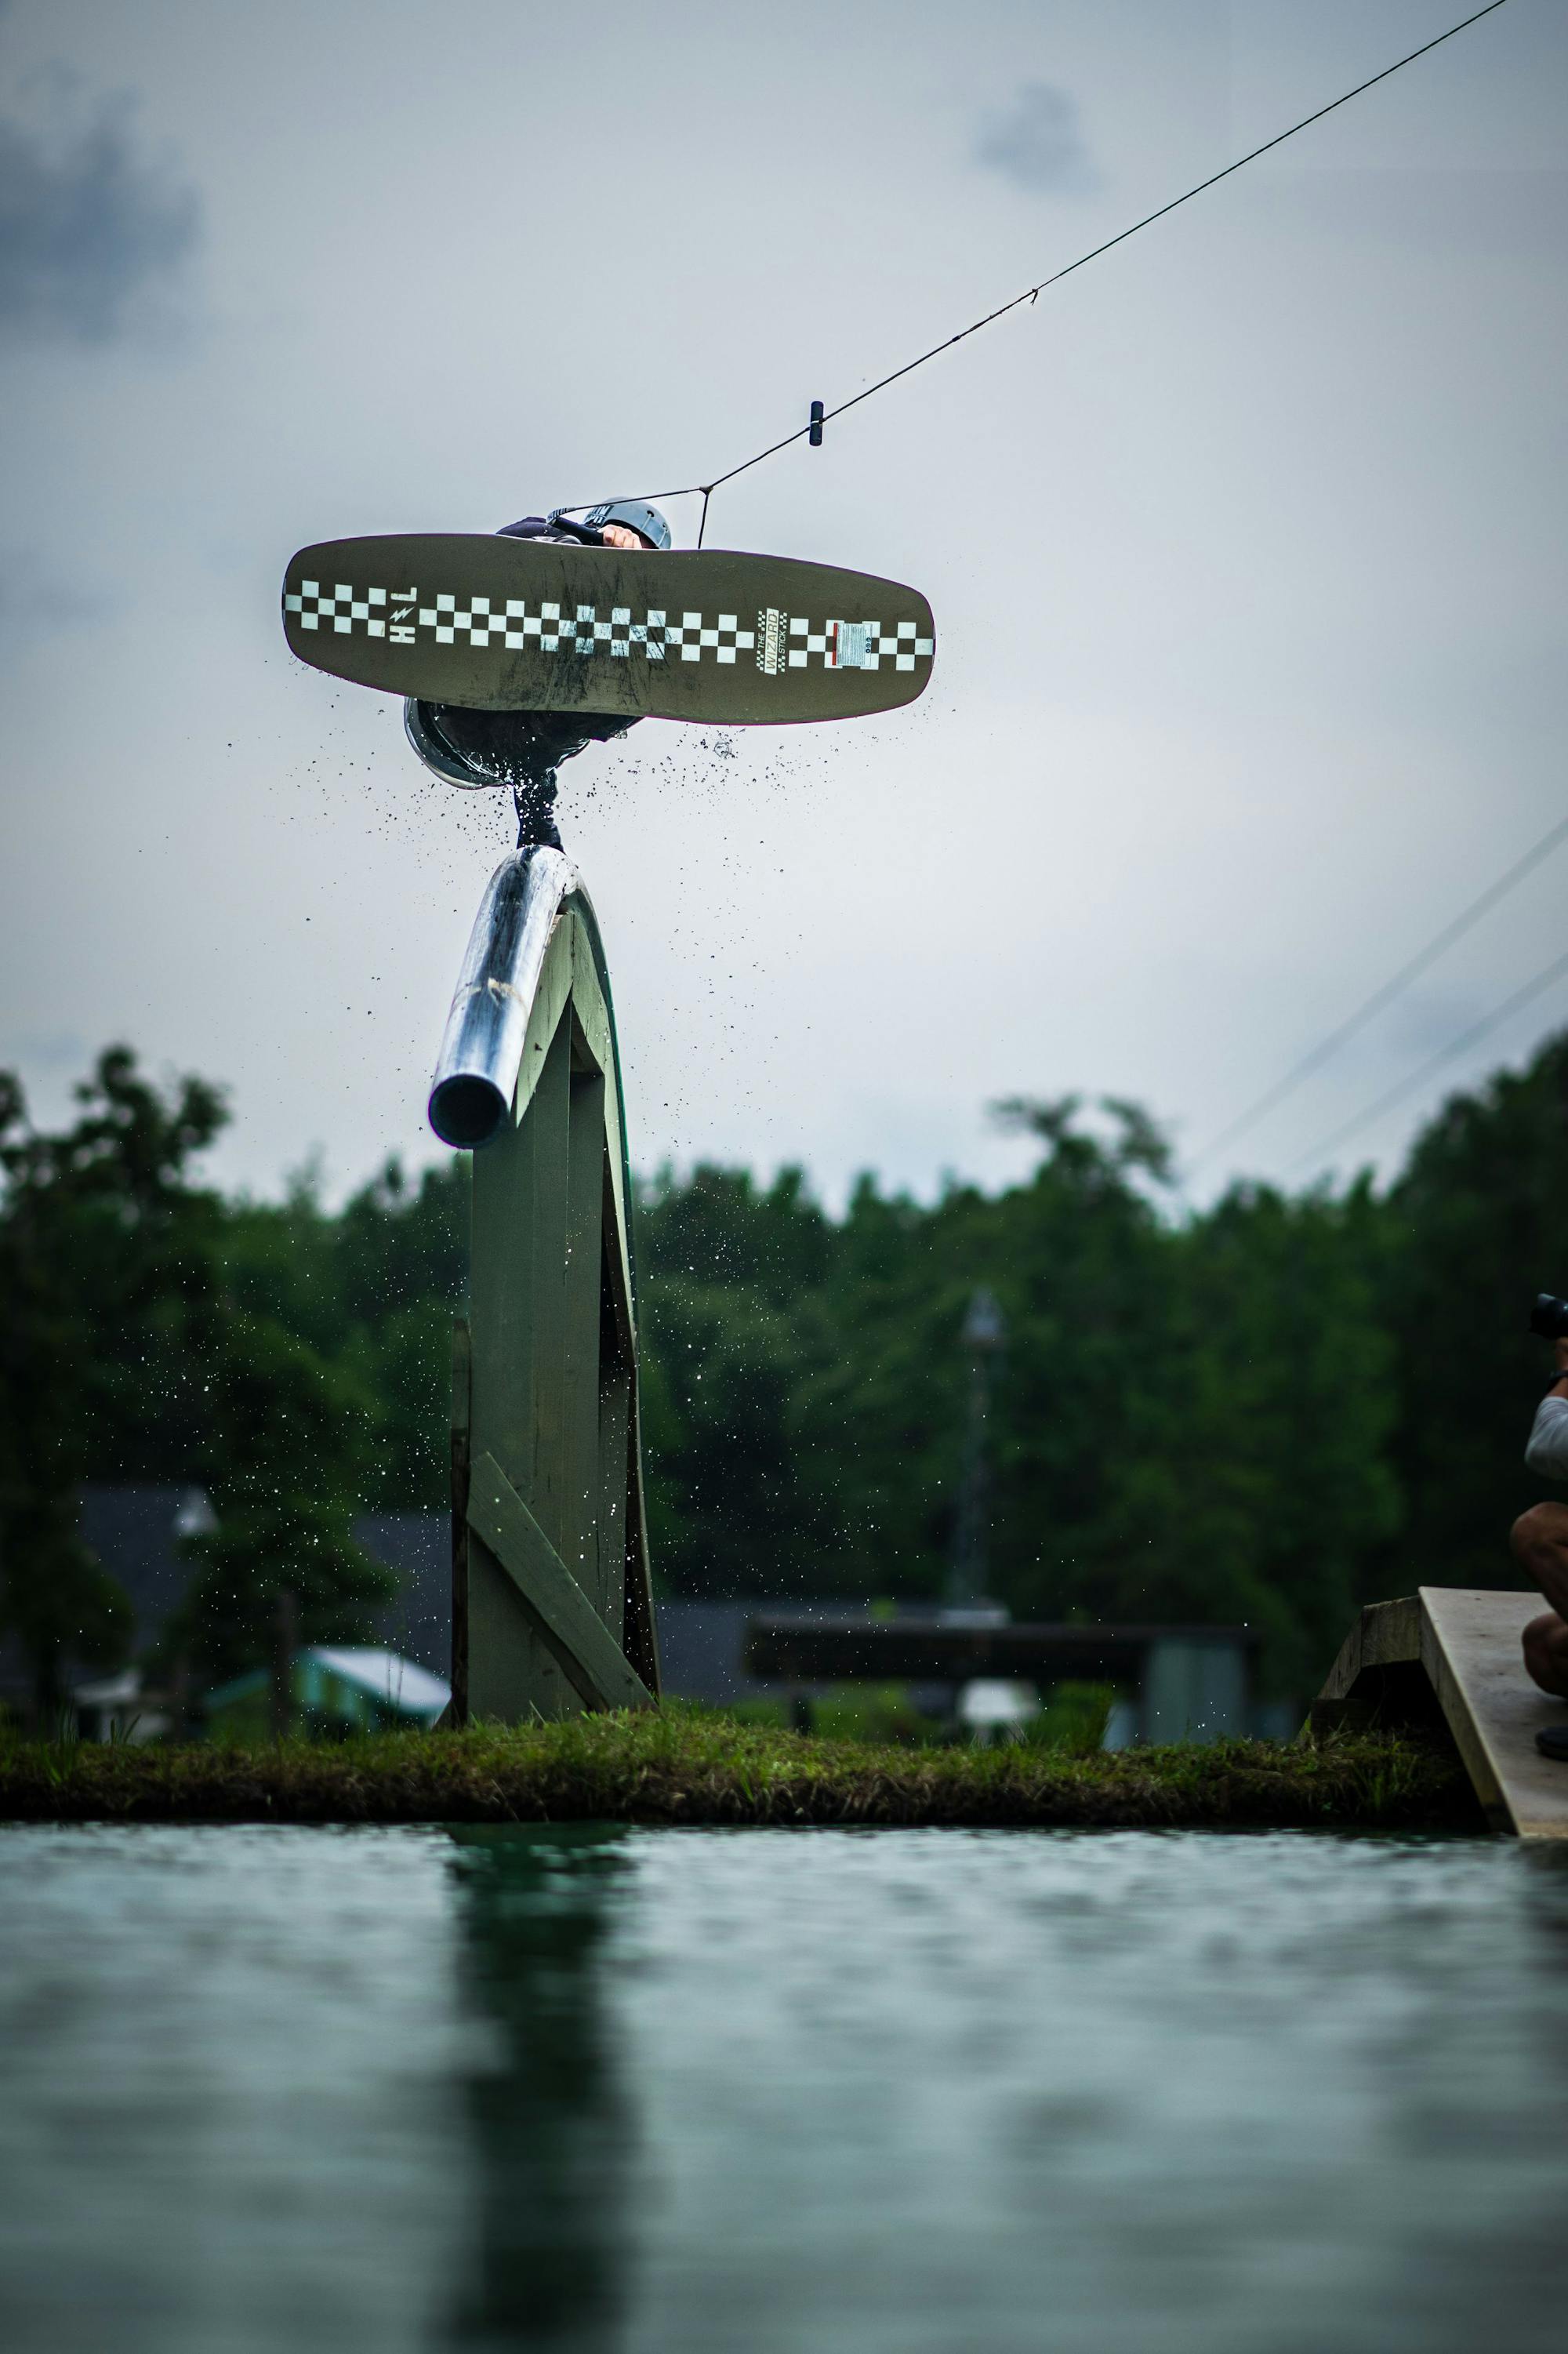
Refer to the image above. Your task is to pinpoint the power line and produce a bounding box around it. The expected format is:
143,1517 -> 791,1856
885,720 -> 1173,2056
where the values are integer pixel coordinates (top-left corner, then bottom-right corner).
1289,945 -> 1568,1177
564,1 -> 1510,538
1189,806 -> 1568,1170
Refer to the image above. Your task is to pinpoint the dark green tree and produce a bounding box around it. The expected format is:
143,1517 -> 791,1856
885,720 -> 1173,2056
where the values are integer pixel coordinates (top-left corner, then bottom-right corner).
637,1168 -> 830,1595
10,1027 -> 1564,1714
0,1049 -> 227,1711
216,1152 -> 466,1513
1377,1029 -> 1568,1589
1109,1175 -> 1402,1693
176,1300 -> 393,1680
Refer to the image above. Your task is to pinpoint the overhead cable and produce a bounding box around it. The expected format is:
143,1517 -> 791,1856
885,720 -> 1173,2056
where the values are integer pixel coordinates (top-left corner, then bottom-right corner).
563,1 -> 1510,541
1289,944 -> 1568,1177
1189,805 -> 1568,1171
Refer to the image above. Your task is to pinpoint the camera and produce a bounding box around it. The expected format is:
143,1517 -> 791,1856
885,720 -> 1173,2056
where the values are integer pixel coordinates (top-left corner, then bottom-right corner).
1529,1292 -> 1568,1340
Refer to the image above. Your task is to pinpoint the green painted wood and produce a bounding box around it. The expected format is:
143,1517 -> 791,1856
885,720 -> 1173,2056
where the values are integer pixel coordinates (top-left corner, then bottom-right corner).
592,1146 -> 631,1648
564,1054 -> 608,1616
524,1011 -> 574,1560
570,919 -> 636,1346
282,536 -> 935,722
467,952 -> 572,1722
466,1449 -> 652,1713
448,1318 -> 471,1727
597,1360 -> 630,1649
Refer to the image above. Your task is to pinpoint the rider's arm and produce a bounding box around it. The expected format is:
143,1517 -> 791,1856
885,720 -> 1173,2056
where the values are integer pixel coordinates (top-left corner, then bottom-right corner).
496,514 -> 644,550
1526,1342 -> 1568,1480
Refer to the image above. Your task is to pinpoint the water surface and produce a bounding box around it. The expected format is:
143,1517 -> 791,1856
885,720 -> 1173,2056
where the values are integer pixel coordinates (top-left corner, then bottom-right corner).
2,1823 -> 1564,2352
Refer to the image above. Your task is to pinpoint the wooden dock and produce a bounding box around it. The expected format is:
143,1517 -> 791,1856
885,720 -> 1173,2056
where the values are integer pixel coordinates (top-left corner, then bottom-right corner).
1315,1586 -> 1568,1838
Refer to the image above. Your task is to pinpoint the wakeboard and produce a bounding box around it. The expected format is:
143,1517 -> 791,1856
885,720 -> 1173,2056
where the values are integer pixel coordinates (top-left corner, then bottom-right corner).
281,535 -> 935,725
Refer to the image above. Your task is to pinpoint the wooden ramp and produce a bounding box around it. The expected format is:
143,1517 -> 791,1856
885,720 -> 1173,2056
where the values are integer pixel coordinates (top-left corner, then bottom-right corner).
1315,1586 -> 1568,1838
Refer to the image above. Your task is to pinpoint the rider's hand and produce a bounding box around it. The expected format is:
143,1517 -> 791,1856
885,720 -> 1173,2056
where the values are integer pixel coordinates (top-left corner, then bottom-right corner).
1555,1336 -> 1568,1386
601,523 -> 649,551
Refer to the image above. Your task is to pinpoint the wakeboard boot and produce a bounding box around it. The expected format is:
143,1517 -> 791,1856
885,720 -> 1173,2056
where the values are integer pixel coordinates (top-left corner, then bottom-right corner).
404,699 -> 637,849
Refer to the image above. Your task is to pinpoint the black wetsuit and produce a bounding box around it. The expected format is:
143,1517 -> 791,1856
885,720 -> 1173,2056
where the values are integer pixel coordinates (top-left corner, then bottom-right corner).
416,515 -> 639,847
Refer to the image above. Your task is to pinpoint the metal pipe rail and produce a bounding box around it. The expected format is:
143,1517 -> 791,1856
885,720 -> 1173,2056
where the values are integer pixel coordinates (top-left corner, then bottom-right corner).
429,846 -> 579,1150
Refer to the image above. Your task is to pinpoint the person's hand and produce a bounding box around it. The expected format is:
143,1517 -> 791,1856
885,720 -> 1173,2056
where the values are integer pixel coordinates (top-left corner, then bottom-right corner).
1555,1336 -> 1568,1388
601,523 -> 649,551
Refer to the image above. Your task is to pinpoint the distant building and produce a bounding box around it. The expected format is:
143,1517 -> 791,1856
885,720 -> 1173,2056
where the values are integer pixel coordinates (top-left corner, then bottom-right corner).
0,1488 -> 456,1733
6,1488 -> 1112,1736
654,1603 -> 769,1706
655,1600 -> 874,1709
79,1484 -> 218,1637
353,1511 -> 451,1675
205,1646 -> 450,1740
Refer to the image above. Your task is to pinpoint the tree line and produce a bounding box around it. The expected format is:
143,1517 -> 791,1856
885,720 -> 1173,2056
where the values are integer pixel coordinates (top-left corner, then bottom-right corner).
2,1033 -> 1564,1711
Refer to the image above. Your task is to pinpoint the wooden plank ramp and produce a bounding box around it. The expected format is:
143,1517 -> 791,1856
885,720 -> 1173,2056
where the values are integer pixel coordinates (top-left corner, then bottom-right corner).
1314,1586 -> 1568,1838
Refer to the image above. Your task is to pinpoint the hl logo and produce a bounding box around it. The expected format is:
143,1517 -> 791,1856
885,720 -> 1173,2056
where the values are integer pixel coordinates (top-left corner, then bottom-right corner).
389,587 -> 417,646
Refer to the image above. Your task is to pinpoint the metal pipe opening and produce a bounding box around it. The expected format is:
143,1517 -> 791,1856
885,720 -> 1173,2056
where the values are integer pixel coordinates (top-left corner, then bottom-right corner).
427,847 -> 576,1150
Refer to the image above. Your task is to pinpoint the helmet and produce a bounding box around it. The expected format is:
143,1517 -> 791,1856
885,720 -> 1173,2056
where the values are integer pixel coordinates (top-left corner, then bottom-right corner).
583,499 -> 671,551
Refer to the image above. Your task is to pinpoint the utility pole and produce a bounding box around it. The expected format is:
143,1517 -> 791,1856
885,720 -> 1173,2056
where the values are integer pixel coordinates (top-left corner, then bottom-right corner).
946,1288 -> 1006,1612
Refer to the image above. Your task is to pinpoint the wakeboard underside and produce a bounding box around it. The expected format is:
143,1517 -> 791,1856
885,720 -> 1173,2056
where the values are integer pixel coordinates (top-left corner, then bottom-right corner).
281,535 -> 935,725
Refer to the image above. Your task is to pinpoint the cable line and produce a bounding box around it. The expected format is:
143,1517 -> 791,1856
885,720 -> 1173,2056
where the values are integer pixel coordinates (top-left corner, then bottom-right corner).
1189,805 -> 1568,1171
1289,944 -> 1568,1177
563,2 -> 1509,539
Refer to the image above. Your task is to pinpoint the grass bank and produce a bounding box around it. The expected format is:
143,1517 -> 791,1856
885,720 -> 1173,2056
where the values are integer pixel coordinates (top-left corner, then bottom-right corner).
0,1706 -> 1480,1831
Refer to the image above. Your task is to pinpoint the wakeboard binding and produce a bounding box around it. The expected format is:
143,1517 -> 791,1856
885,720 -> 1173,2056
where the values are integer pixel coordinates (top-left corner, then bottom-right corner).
403,699 -> 637,846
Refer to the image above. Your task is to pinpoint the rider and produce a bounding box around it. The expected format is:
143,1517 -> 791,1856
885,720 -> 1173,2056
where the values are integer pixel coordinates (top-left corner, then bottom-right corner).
404,499 -> 672,849
1513,1331 -> 1568,1758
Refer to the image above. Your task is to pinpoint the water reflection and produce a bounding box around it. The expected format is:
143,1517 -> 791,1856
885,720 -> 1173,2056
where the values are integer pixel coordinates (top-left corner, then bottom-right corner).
447,1827 -> 636,2352
5,1825 -> 1568,2354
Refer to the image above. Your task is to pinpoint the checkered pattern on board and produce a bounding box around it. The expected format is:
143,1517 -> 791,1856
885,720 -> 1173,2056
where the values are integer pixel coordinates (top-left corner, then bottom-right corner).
661,612 -> 756,664
285,582 -> 393,636
786,616 -> 935,672
413,595 -> 600,652
286,583 -> 931,671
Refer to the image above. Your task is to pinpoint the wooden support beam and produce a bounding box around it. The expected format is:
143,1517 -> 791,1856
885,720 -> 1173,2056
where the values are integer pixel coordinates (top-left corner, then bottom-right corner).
466,1002 -> 574,1720
448,1317 -> 472,1727
564,1054 -> 607,1618
466,1449 -> 652,1714
619,1393 -> 661,1695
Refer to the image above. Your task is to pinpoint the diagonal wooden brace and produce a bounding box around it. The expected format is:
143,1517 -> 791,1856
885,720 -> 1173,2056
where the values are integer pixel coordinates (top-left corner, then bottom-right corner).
466,1450 -> 652,1714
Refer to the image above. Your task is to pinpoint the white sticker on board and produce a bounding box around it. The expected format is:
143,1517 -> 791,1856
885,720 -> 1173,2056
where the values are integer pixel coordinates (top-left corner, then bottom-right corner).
830,620 -> 873,669
757,607 -> 786,675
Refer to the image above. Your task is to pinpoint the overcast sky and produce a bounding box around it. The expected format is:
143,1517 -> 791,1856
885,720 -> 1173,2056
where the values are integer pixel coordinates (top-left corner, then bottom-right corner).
1,0 -> 1563,1208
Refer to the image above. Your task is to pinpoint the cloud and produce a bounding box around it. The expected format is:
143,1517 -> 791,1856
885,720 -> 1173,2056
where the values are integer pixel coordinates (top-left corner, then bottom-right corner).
975,83 -> 1096,196
0,90 -> 199,343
